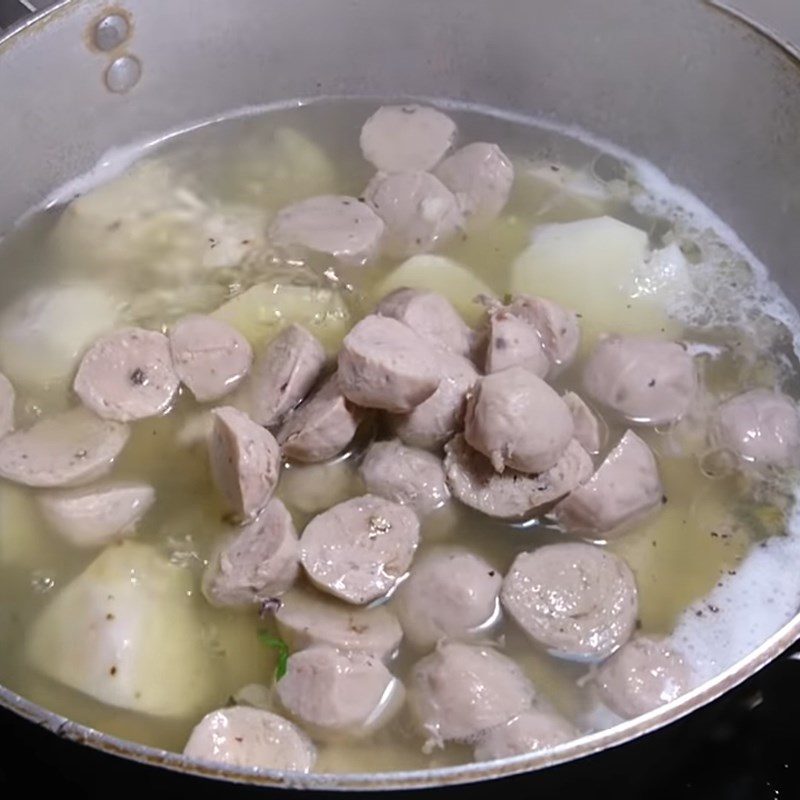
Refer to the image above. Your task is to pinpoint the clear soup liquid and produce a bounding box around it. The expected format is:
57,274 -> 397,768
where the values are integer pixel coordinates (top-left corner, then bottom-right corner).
0,99 -> 798,773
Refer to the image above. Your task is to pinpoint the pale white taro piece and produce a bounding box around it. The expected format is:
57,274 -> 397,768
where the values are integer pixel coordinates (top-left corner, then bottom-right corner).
444,435 -> 592,520
360,105 -> 457,172
275,585 -> 402,661
0,283 -> 119,390
376,288 -> 474,358
184,706 -> 316,772
276,645 -> 405,740
583,336 -> 696,426
73,328 -> 180,422
393,547 -> 501,650
202,497 -> 299,609
593,636 -> 691,719
711,389 -> 800,468
391,350 -> 479,451
511,216 -> 682,346
337,315 -> 440,413
464,367 -> 574,474
0,371 -> 14,439
278,372 -> 364,464
25,541 -> 218,717
473,708 -> 579,761
209,406 -> 281,519
0,407 -> 129,488
168,314 -> 253,402
554,430 -> 663,538
300,494 -> 420,605
408,642 -> 536,749
359,440 -> 450,516
269,195 -> 385,266
364,171 -> 464,258
434,142 -> 514,225
37,481 -> 155,548
501,543 -> 638,662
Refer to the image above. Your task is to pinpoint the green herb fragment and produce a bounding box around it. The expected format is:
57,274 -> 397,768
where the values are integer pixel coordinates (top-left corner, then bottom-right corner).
258,631 -> 289,680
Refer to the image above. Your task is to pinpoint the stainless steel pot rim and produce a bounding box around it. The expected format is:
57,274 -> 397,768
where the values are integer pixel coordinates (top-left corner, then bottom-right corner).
2,611 -> 797,790
2,0 -> 800,790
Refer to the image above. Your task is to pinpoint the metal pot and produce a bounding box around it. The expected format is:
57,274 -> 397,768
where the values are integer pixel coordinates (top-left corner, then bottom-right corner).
1,0 -> 800,790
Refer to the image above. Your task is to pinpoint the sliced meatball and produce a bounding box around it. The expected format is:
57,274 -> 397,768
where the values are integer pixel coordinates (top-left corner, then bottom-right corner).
594,636 -> 690,719
360,104 -> 456,172
391,351 -> 479,450
37,481 -> 155,548
376,288 -> 473,357
506,295 -> 580,372
563,392 -> 604,455
209,406 -> 281,519
554,430 -> 662,537
712,389 -> 800,468
168,314 -> 252,402
408,642 -> 535,748
444,435 -> 592,520
0,408 -> 129,488
300,494 -> 420,605
359,440 -> 450,516
73,328 -> 179,422
0,371 -> 14,439
484,309 -> 549,378
269,195 -> 385,266
393,548 -> 501,650
276,645 -> 405,740
434,142 -> 514,223
501,543 -> 638,661
243,324 -> 326,427
473,709 -> 579,761
364,171 -> 464,258
202,497 -> 299,608
184,706 -> 316,771
278,372 -> 364,463
464,367 -> 574,473
337,315 -> 439,413
275,585 -> 402,661
583,336 -> 696,426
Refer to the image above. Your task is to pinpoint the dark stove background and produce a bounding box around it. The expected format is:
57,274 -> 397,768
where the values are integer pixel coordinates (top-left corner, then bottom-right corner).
2,1 -> 800,797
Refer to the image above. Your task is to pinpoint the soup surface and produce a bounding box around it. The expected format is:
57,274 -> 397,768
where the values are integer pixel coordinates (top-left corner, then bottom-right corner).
1,99 -> 799,774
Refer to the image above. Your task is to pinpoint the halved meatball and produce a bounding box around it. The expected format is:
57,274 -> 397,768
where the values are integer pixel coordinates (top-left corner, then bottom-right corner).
594,636 -> 690,719
484,309 -> 549,378
73,327 -> 180,422
506,295 -> 580,372
444,435 -> 592,520
359,440 -> 450,516
202,497 -> 299,608
393,548 -> 501,650
464,367 -> 574,473
360,105 -> 456,172
583,336 -> 696,426
183,706 -> 316,771
278,372 -> 364,463
501,543 -> 638,661
209,406 -> 281,519
168,314 -> 252,402
338,315 -> 440,413
712,388 -> 800,468
275,585 -> 403,661
473,708 -> 579,761
276,645 -> 405,740
377,288 -> 473,358
554,430 -> 662,537
408,642 -> 535,748
300,494 -> 420,605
